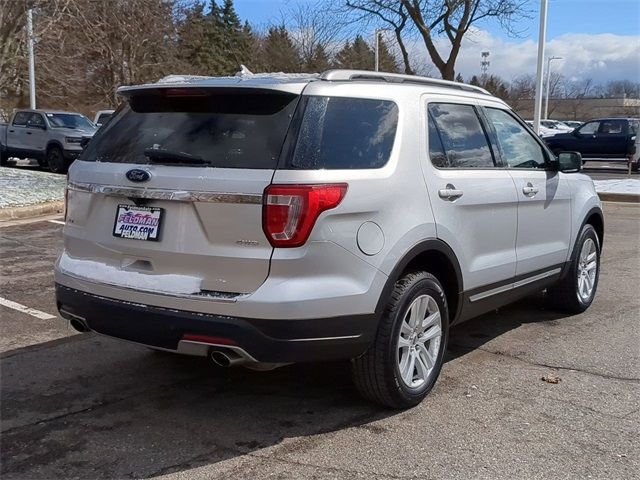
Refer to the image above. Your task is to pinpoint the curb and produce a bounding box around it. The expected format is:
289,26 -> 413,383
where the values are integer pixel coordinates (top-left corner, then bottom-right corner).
0,201 -> 64,222
597,192 -> 640,203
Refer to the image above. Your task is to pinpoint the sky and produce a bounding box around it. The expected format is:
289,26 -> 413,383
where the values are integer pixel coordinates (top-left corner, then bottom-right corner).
233,0 -> 640,84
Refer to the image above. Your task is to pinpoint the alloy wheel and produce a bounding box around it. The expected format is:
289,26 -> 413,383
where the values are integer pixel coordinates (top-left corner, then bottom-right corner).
397,294 -> 442,389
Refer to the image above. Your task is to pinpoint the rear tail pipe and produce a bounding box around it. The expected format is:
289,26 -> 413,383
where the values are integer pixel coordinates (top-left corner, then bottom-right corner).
209,349 -> 246,367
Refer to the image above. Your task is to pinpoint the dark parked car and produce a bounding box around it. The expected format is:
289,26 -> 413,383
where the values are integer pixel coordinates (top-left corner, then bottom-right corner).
544,118 -> 639,171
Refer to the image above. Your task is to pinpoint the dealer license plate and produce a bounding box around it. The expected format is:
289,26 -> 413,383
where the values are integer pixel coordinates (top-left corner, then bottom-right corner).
113,204 -> 163,241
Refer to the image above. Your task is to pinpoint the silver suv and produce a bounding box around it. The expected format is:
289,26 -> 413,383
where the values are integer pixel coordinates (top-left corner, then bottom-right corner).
55,70 -> 603,408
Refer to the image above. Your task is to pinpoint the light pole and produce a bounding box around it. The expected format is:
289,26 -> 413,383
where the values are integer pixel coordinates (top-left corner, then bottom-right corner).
544,56 -> 562,119
532,0 -> 548,135
374,29 -> 390,72
27,9 -> 36,109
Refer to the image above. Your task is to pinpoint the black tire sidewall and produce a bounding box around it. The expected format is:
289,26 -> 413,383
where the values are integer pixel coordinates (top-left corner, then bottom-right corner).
571,225 -> 600,309
386,275 -> 449,406
47,147 -> 64,173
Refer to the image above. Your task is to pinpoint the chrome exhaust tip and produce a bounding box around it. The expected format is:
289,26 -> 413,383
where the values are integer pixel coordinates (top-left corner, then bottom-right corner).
69,318 -> 90,333
210,350 -> 233,367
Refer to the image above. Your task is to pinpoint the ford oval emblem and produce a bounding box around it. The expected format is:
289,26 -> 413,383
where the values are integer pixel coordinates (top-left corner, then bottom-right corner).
126,169 -> 151,183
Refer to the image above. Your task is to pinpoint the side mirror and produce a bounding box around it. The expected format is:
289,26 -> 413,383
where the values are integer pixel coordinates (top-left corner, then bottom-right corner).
557,151 -> 582,172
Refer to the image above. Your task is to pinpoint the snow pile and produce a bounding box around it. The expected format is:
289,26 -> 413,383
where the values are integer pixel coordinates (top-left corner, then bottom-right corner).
58,253 -> 202,295
0,167 -> 66,208
593,179 -> 640,195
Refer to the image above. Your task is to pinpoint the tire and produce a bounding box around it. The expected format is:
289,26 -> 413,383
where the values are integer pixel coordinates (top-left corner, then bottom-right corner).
0,150 -> 7,166
46,146 -> 68,174
632,161 -> 639,173
351,271 -> 449,409
37,157 -> 48,168
547,224 -> 600,314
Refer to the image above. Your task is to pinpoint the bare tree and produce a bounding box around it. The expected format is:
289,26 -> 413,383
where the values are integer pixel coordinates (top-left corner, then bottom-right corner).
345,0 -> 415,74
400,0 -> 527,80
284,0 -> 346,70
0,0 -> 70,112
564,78 -> 594,120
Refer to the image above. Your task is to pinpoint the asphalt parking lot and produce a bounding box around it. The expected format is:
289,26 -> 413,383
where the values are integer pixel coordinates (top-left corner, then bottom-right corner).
1,202 -> 639,479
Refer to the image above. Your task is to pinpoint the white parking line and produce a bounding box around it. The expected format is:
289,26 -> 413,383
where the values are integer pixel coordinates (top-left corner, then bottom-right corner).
47,220 -> 66,225
0,297 -> 56,320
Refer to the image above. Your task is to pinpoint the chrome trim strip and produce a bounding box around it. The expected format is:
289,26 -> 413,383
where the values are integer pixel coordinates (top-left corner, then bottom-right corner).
468,283 -> 513,303
68,181 -> 262,204
513,268 -> 561,289
177,340 -> 259,362
469,268 -> 561,303
288,334 -> 362,342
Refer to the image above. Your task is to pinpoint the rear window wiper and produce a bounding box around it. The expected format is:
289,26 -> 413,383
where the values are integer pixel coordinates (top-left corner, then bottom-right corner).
144,148 -> 207,165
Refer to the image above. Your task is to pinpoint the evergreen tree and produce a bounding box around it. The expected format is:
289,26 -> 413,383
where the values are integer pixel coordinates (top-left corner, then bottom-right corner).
304,44 -> 332,72
455,73 -> 464,83
335,35 -> 374,70
260,26 -> 301,72
177,0 -> 256,76
377,37 -> 399,73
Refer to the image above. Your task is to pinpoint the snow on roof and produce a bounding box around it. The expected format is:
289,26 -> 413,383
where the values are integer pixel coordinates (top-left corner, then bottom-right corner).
118,70 -> 320,95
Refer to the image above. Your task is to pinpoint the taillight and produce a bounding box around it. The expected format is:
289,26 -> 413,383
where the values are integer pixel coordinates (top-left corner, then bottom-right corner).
263,184 -> 348,247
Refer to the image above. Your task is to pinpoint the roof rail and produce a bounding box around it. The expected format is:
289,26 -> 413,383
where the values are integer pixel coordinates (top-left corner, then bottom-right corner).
320,69 -> 490,95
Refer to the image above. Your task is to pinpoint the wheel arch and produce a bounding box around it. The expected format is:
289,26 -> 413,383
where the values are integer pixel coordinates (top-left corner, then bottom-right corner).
564,206 -> 604,276
375,239 -> 464,324
584,207 -> 604,249
46,140 -> 64,155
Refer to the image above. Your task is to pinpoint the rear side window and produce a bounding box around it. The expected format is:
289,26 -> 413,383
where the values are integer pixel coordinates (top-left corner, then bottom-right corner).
287,96 -> 398,169
12,112 -> 30,126
428,103 -> 495,168
599,120 -> 624,134
81,89 -> 299,169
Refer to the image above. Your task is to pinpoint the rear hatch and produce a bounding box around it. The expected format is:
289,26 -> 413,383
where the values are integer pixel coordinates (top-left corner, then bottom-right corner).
64,87 -> 299,295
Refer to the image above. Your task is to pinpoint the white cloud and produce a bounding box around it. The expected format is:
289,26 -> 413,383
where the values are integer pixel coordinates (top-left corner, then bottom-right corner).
406,28 -> 640,84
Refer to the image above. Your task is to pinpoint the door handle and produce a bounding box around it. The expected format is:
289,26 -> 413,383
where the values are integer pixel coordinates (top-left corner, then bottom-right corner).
26,131 -> 32,135
438,184 -> 464,201
8,129 -> 14,133
522,182 -> 539,196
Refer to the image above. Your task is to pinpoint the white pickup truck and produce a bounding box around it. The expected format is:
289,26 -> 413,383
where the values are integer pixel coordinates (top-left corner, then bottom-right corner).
0,109 -> 97,173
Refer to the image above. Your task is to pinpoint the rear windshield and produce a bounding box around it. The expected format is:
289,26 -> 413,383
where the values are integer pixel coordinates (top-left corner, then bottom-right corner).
80,89 -> 299,169
285,96 -> 398,169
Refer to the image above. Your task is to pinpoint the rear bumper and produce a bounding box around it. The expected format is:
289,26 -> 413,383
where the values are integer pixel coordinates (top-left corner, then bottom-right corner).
55,284 -> 377,363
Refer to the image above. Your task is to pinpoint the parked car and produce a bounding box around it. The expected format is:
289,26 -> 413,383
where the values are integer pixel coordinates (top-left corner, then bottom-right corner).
0,109 -> 98,173
544,118 -> 640,171
93,109 -> 115,127
562,120 -> 583,129
55,70 -> 603,408
525,120 -> 559,138
540,119 -> 573,132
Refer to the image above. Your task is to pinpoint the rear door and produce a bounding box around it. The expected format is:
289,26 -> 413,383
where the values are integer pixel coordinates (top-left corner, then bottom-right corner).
596,119 -> 627,156
7,111 -> 30,150
25,113 -> 48,154
483,107 -> 572,276
424,101 -> 518,291
67,88 -> 299,294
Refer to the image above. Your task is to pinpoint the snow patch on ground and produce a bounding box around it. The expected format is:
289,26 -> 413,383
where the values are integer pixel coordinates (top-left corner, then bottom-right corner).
58,253 -> 202,295
0,166 -> 66,208
593,179 -> 640,195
